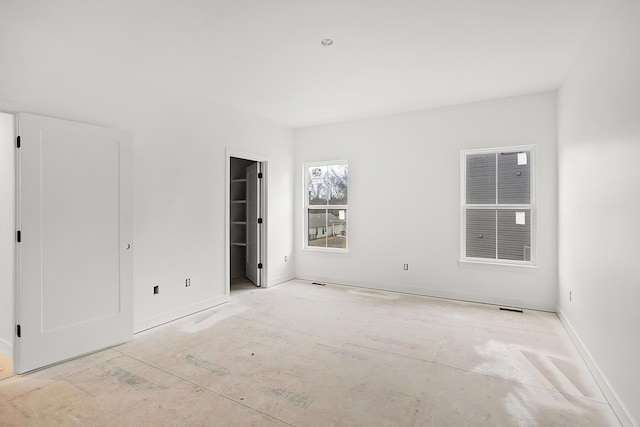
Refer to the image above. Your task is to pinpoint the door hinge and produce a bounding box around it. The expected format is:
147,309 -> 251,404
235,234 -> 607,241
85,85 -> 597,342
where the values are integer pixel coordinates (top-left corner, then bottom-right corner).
258,263 -> 263,269
16,230 -> 21,243
16,325 -> 21,338
258,172 -> 263,179
258,218 -> 263,224
16,135 -> 21,148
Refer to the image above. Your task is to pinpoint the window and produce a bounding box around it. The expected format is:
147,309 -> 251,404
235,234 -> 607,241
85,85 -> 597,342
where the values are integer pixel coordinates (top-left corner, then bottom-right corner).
304,161 -> 348,251
461,146 -> 535,265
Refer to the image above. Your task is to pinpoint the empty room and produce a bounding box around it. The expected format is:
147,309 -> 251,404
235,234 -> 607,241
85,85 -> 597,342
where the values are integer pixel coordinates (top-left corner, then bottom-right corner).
0,0 -> 638,426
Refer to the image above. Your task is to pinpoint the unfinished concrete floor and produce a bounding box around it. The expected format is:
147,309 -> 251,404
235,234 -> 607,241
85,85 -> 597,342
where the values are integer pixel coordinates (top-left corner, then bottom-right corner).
0,279 -> 620,426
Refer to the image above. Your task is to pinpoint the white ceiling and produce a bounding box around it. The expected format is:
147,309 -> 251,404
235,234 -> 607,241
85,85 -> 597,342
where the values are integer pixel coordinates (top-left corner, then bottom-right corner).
2,0 -> 605,128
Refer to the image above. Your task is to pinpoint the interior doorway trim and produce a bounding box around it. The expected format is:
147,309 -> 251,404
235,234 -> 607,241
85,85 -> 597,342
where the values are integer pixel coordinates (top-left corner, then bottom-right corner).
0,111 -> 15,361
225,148 -> 268,301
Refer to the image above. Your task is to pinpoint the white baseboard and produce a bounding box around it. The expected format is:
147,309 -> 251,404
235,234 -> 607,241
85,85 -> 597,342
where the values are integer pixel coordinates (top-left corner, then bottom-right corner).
134,295 -> 228,333
0,338 -> 12,358
296,274 -> 555,312
557,309 -> 636,427
267,274 -> 294,288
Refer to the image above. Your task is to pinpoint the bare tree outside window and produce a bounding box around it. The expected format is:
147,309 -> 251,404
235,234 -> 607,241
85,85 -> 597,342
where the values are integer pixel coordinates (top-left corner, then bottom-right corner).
309,164 -> 348,205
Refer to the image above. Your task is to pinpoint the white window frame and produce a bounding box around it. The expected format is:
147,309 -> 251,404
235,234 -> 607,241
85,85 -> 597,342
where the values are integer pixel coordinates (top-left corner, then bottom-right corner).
303,160 -> 349,252
460,145 -> 537,266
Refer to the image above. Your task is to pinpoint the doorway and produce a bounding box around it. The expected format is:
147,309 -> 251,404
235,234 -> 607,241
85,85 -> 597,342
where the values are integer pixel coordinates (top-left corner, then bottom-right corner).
227,152 -> 266,296
0,111 -> 15,374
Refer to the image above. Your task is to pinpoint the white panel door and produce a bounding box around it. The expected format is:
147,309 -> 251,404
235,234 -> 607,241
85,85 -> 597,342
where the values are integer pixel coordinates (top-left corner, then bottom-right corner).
15,113 -> 132,374
245,163 -> 261,287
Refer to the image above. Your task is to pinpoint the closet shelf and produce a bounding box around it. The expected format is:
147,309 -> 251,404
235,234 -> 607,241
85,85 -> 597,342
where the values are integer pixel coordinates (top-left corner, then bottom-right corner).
231,200 -> 247,204
231,242 -> 247,247
232,221 -> 247,225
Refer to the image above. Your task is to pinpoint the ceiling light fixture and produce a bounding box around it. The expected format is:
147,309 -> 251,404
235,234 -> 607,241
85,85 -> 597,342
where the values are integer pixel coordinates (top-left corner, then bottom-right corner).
321,39 -> 334,47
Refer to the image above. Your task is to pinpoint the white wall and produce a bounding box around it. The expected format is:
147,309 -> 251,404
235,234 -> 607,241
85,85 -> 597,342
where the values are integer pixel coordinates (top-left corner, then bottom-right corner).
295,92 -> 558,311
130,103 -> 294,331
0,112 -> 14,357
0,21 -> 295,333
558,0 -> 640,425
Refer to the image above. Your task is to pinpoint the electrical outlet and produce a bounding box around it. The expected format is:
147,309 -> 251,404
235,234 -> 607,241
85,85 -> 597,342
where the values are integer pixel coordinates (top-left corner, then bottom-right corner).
403,264 -> 409,271
153,285 -> 159,295
569,290 -> 572,301
284,256 -> 288,262
185,278 -> 191,287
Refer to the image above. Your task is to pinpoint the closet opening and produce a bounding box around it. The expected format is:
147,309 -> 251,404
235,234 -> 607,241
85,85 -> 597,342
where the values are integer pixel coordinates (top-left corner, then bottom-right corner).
229,156 -> 264,295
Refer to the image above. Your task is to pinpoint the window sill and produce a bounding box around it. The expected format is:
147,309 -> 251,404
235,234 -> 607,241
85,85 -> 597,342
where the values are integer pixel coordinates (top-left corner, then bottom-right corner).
459,258 -> 538,269
304,246 -> 349,254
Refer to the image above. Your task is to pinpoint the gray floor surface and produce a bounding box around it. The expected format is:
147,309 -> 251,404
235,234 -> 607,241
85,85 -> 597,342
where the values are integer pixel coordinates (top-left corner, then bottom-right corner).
0,279 -> 620,426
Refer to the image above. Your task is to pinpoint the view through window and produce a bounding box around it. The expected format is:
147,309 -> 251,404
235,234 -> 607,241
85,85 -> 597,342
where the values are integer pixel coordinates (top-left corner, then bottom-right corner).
461,147 -> 535,264
304,161 -> 348,250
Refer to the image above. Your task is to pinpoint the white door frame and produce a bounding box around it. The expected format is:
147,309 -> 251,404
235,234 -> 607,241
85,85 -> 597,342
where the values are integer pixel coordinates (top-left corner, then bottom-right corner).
0,111 -> 16,362
1,101 -> 36,366
225,148 -> 268,300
